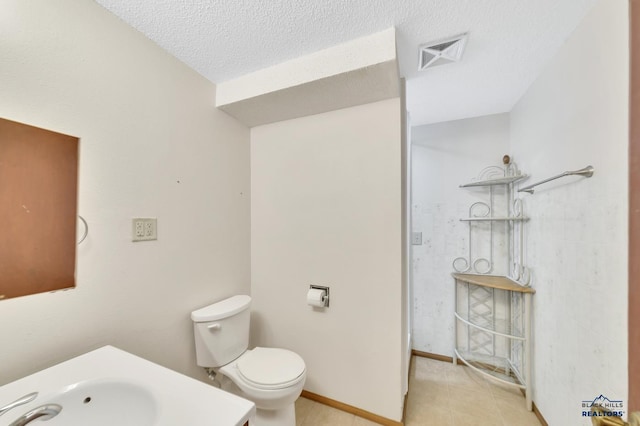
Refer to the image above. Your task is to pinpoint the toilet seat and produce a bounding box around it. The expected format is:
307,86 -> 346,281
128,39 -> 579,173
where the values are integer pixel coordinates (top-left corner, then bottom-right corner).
235,347 -> 305,390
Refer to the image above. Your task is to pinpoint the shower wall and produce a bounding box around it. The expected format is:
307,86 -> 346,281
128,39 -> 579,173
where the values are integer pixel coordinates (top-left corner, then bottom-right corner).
411,3 -> 628,424
509,0 -> 628,423
411,113 -> 509,355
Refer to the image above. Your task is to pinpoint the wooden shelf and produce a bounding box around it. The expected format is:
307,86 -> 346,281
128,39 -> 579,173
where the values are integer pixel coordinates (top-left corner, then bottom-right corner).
452,273 -> 535,294
459,175 -> 528,188
460,217 -> 529,222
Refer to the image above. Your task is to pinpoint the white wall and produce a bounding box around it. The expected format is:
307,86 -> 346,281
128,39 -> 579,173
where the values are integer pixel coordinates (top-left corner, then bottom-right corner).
510,0 -> 628,424
250,99 -> 404,421
0,0 -> 250,384
411,114 -> 510,355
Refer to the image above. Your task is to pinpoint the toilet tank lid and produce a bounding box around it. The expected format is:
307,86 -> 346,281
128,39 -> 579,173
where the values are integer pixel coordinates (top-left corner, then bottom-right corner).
191,295 -> 251,322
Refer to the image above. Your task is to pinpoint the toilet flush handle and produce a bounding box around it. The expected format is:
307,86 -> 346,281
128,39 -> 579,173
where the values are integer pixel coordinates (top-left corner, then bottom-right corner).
207,323 -> 221,331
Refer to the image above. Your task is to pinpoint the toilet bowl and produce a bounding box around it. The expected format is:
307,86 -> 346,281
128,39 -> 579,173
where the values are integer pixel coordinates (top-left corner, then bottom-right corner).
191,295 -> 306,426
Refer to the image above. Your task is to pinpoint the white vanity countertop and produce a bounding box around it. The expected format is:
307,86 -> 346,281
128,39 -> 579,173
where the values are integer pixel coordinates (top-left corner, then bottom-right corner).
0,346 -> 255,426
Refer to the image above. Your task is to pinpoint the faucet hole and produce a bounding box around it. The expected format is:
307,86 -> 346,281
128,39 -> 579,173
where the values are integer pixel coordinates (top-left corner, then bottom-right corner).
83,397 -> 91,404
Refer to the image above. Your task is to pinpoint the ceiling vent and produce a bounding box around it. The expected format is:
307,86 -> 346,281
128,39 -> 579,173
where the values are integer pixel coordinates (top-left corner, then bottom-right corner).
418,33 -> 468,71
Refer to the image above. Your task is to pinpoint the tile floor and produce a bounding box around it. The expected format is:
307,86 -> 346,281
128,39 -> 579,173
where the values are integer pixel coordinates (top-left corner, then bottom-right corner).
295,355 -> 541,425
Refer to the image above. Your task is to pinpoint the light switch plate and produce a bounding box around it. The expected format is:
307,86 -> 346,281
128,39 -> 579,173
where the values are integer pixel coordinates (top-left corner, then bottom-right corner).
132,218 -> 157,242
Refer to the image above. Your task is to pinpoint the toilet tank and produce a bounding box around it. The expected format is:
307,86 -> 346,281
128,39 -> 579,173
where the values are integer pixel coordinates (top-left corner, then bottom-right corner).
191,295 -> 251,368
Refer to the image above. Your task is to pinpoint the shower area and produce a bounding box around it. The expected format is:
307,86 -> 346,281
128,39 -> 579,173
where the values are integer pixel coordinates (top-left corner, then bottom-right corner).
409,113 -> 535,408
411,113 -> 512,355
408,3 -> 629,423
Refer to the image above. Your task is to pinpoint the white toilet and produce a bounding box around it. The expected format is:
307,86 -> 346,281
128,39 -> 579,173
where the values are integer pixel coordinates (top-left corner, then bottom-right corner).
191,295 -> 306,426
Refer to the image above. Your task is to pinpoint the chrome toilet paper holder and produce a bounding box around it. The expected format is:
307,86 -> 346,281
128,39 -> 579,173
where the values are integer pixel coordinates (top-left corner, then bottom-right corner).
309,285 -> 330,307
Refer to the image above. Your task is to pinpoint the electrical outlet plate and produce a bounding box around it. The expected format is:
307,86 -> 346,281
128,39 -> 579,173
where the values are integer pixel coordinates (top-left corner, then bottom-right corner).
132,218 -> 157,242
411,232 -> 422,245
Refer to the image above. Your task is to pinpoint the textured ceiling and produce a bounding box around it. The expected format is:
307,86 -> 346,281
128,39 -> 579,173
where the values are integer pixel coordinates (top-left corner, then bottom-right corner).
94,0 -> 596,126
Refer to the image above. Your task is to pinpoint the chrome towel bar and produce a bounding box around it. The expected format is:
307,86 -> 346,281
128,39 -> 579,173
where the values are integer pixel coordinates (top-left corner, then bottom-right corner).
518,165 -> 594,194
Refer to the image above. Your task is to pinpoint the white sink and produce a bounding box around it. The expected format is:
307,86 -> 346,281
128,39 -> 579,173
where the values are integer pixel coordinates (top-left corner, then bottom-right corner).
0,346 -> 254,426
42,378 -> 157,425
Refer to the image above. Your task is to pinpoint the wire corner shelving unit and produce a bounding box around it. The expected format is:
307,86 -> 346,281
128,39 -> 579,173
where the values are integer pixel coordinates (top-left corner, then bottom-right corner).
452,160 -> 534,411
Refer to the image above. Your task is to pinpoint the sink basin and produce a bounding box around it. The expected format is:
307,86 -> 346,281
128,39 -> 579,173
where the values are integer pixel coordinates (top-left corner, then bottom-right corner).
0,346 -> 255,426
41,379 -> 157,425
